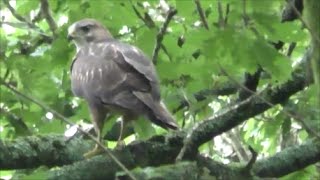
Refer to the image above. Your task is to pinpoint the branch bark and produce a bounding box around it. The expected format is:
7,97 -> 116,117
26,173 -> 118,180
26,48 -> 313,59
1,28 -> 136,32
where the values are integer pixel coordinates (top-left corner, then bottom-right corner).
40,0 -> 57,36
176,48 -> 313,160
194,0 -> 209,30
0,135 -> 93,170
252,138 -> 320,177
1,134 -> 319,179
151,7 -> 177,65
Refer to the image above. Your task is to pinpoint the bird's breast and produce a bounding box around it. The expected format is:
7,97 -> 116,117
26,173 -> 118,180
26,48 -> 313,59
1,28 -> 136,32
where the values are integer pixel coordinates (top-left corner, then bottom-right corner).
70,56 -> 127,99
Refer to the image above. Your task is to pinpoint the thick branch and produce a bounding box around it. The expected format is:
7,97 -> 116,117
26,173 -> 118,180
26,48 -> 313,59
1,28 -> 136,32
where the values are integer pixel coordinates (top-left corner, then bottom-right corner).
196,155 -> 251,179
118,162 -> 201,179
130,3 -> 155,28
253,139 -> 320,177
47,133 -> 184,180
176,49 -> 312,160
120,158 -> 248,179
0,107 -> 32,136
1,135 -> 319,179
0,79 -> 135,178
0,135 -> 93,170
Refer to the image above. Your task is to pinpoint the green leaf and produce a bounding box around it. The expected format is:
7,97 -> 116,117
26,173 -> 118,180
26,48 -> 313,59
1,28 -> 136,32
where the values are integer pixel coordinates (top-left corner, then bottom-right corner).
250,38 -> 291,81
133,118 -> 156,140
174,0 -> 197,23
38,119 -> 66,134
16,0 -> 39,15
135,28 -> 157,57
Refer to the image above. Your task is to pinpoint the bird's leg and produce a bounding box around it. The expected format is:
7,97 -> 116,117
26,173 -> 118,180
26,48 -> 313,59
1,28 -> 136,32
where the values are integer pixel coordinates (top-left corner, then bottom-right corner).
84,105 -> 107,158
117,118 -> 124,144
116,113 -> 136,149
115,118 -> 126,149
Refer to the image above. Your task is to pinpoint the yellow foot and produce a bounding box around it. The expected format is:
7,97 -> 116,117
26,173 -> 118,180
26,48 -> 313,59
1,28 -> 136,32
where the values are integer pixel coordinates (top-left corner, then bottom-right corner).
83,146 -> 105,159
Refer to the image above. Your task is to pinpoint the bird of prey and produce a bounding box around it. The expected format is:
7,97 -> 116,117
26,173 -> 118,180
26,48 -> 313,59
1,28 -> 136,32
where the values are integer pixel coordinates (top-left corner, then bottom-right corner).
67,19 -> 178,157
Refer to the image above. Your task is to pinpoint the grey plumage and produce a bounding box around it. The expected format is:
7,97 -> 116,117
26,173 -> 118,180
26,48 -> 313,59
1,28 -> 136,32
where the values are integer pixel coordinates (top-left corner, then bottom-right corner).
68,19 -> 178,144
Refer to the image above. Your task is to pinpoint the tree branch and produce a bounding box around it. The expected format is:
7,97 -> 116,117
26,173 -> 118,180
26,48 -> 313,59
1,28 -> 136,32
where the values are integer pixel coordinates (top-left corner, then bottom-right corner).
19,35 -> 53,55
253,139 -> 320,177
243,146 -> 258,173
224,130 -> 249,162
0,135 -> 93,170
151,7 -> 177,65
118,162 -> 200,179
0,107 -> 32,136
173,83 -> 238,114
46,133 -> 184,180
2,134 -> 318,179
40,0 -> 57,37
0,79 -> 136,179
2,0 -> 39,30
281,0 -> 303,22
130,2 -> 155,28
176,48 -> 313,160
194,0 -> 209,30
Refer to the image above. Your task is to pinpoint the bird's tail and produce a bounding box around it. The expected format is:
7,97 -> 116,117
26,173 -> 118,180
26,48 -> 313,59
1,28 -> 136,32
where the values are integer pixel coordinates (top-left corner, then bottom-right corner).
148,102 -> 178,130
133,92 -> 178,130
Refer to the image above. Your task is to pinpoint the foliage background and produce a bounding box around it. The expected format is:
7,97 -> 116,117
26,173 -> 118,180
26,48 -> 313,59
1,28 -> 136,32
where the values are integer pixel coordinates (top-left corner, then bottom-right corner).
0,0 -> 319,179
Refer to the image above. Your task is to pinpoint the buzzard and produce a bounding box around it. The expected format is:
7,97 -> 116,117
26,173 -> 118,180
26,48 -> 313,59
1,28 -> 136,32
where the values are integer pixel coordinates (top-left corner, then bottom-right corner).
67,19 -> 178,157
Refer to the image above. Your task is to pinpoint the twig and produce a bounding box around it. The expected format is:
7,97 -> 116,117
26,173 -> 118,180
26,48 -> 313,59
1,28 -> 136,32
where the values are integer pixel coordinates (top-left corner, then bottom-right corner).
151,7 -> 177,64
160,44 -> 172,61
217,0 -> 224,27
3,0 -> 40,31
176,90 -> 260,162
237,1 -> 319,139
287,1 -> 320,44
172,84 -> 238,114
0,106 -> 32,136
228,129 -> 249,161
224,4 -> 230,25
243,146 -> 257,173
219,65 -> 320,139
131,3 -> 145,22
176,50 -> 316,161
32,9 -> 43,23
242,0 -> 250,26
281,0 -> 303,22
0,79 -> 137,180
0,20 -> 52,55
40,0 -> 57,36
2,0 -> 50,37
287,42 -> 296,57
19,35 -> 53,55
130,1 -> 155,28
194,0 -> 209,30
0,21 -> 31,29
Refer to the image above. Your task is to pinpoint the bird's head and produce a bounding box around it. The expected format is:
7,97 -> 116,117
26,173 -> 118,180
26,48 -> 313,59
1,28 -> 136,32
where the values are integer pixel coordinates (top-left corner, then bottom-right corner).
67,19 -> 113,50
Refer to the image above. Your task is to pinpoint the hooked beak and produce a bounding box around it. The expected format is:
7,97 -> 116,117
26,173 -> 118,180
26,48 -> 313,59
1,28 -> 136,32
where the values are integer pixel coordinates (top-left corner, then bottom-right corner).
67,23 -> 77,41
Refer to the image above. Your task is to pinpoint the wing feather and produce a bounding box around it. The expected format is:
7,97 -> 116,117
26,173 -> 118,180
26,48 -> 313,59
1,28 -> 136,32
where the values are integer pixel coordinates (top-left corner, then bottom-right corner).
71,40 -> 162,115
108,41 -> 161,101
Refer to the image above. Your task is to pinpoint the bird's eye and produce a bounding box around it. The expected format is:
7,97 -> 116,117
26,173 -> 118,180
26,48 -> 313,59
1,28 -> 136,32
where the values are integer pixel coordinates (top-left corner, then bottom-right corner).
80,26 -> 90,32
